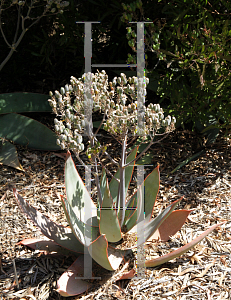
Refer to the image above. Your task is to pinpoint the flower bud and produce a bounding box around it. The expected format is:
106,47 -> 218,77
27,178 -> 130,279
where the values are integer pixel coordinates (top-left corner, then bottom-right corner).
60,87 -> 65,95
60,134 -> 67,141
117,86 -> 123,94
154,104 -> 160,113
63,129 -> 69,136
110,100 -> 115,108
65,109 -> 71,119
61,142 -> 66,150
55,90 -> 61,98
59,125 -> 64,133
76,124 -> 81,131
109,91 -> 114,97
112,77 -> 117,85
64,84 -> 69,93
67,123 -> 71,130
48,99 -> 54,107
77,136 -> 83,144
131,103 -> 136,110
71,140 -> 77,148
159,113 -> 164,120
162,119 -> 166,126
165,116 -> 171,126
121,99 -> 126,106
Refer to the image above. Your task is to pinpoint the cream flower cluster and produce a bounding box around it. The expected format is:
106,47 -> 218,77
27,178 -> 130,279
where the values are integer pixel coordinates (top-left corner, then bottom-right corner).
48,70 -> 176,152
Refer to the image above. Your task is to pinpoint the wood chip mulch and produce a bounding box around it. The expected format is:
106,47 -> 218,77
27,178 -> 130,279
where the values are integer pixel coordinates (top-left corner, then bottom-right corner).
0,129 -> 230,300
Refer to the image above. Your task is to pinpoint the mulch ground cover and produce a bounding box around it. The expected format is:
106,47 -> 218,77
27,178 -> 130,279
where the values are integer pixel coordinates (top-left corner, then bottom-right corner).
0,128 -> 230,299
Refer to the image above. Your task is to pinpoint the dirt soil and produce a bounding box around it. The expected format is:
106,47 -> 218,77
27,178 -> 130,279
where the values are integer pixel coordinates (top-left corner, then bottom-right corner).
0,128 -> 230,300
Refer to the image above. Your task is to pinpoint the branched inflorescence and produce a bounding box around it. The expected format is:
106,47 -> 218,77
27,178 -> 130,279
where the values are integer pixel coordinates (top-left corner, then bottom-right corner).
48,70 -> 176,158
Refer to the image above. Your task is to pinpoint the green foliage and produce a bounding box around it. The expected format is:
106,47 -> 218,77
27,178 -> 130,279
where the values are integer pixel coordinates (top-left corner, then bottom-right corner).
0,140 -> 23,171
0,92 -> 52,114
0,93 -> 60,169
0,113 -> 59,150
122,0 -> 231,133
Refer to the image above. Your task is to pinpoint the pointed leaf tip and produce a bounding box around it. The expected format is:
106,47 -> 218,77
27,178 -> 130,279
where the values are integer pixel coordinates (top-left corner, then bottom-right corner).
116,268 -> 136,281
65,150 -> 71,161
144,222 -> 226,268
149,209 -> 192,242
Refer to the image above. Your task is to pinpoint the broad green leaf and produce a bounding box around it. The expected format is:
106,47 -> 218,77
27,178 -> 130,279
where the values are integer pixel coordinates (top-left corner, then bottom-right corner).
65,151 -> 97,223
123,192 -> 139,232
14,189 -> 84,253
123,192 -> 137,226
142,166 -> 160,219
148,209 -> 192,242
61,196 -> 99,247
0,140 -> 24,171
88,235 -> 125,271
57,255 -> 93,297
0,113 -> 60,150
99,179 -> 122,243
109,146 -> 138,205
123,166 -> 160,231
136,197 -> 182,246
0,93 -> 51,114
128,136 -> 151,153
144,222 -> 225,267
136,153 -> 152,165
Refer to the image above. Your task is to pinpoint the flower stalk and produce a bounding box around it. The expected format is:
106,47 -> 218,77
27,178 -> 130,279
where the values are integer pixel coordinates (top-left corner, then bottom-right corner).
11,70 -> 225,297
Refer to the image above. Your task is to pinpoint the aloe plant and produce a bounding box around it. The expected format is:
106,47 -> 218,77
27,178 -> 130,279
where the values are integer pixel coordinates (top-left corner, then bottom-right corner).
14,71 -> 224,297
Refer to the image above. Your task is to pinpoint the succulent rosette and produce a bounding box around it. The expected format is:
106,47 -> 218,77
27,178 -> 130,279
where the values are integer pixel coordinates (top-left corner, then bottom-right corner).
14,71 -> 224,297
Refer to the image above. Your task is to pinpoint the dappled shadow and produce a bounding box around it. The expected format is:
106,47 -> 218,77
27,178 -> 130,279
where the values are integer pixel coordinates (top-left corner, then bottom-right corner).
14,189 -> 85,253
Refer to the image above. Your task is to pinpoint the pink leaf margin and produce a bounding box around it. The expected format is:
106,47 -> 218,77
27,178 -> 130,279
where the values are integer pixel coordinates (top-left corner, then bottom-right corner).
143,222 -> 226,268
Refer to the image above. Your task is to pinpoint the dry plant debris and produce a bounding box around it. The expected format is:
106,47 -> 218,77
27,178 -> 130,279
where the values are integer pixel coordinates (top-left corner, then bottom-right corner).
0,130 -> 230,299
